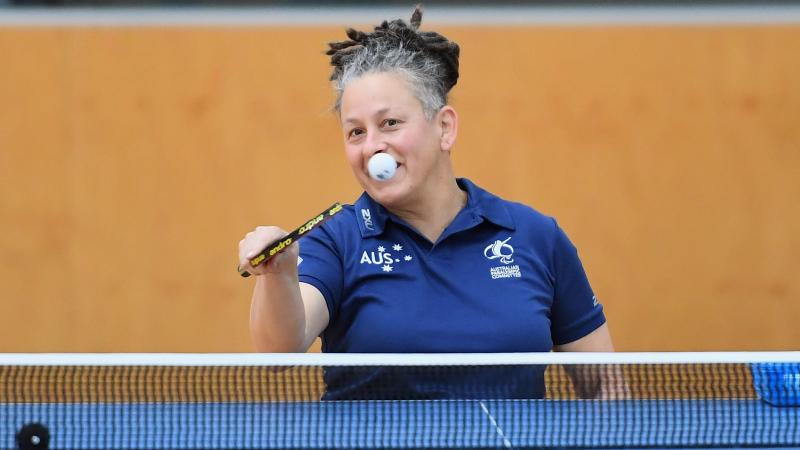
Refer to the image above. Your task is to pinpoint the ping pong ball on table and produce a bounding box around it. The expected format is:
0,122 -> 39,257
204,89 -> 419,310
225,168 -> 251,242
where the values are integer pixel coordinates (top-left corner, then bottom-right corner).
367,153 -> 397,181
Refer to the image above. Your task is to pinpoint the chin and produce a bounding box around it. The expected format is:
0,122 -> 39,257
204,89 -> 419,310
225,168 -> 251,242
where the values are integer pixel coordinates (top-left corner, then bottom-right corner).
366,178 -> 411,208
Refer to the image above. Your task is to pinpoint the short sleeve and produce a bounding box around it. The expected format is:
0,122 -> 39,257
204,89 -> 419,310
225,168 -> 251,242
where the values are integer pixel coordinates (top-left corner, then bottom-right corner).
549,222 -> 606,345
297,225 -> 344,324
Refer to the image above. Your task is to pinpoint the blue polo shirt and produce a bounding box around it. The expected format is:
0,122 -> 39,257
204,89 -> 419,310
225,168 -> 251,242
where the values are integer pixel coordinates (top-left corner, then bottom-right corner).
298,178 -> 605,399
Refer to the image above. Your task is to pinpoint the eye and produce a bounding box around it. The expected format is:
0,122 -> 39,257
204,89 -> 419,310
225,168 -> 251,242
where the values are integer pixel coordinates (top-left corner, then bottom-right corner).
348,128 -> 364,139
382,118 -> 400,128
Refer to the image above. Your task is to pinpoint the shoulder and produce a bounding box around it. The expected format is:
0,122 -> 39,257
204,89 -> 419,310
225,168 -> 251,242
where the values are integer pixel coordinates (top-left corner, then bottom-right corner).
477,184 -> 558,238
460,178 -> 561,245
297,203 -> 364,263
503,199 -> 566,261
504,199 -> 557,232
326,203 -> 359,228
312,203 -> 360,240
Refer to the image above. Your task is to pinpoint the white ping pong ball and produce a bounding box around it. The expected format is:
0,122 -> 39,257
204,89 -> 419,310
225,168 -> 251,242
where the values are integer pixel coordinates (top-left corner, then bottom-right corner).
367,153 -> 397,181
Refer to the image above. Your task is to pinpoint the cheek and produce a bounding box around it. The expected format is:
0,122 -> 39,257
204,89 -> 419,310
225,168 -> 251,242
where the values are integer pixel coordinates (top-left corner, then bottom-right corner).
391,130 -> 419,158
400,129 -> 438,164
344,145 -> 363,171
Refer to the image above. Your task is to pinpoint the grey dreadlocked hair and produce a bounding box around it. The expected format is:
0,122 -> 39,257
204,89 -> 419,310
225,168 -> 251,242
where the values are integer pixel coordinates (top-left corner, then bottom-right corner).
326,5 -> 460,120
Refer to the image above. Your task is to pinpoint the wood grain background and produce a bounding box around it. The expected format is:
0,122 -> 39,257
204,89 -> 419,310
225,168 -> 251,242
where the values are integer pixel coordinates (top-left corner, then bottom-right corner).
1,25 -> 798,352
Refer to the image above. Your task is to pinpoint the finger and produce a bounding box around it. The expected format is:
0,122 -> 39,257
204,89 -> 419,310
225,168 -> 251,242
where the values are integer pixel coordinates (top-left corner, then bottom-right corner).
239,227 -> 285,258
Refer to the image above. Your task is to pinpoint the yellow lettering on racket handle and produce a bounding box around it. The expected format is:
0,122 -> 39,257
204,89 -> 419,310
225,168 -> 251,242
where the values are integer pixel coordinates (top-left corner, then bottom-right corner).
238,202 -> 342,278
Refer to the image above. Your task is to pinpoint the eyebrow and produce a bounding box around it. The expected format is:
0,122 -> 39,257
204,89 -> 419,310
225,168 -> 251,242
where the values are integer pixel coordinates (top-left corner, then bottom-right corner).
343,107 -> 391,125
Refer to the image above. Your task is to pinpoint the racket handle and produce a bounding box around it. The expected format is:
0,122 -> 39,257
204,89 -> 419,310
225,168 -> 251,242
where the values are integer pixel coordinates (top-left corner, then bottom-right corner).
237,202 -> 343,278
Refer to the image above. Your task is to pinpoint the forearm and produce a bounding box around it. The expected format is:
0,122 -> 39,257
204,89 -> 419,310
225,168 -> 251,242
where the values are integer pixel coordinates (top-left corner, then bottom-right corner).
555,324 -> 628,399
564,364 -> 628,399
249,272 -> 307,352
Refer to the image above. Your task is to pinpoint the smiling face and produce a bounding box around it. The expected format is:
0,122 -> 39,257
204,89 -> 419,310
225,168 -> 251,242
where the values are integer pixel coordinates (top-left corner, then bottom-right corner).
340,71 -> 457,208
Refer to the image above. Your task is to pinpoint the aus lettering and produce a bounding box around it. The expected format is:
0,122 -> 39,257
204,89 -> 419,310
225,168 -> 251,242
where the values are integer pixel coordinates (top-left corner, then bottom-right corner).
360,251 -> 393,265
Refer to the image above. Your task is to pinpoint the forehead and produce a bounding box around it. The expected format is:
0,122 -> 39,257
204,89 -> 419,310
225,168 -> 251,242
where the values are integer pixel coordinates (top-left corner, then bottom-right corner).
340,72 -> 423,121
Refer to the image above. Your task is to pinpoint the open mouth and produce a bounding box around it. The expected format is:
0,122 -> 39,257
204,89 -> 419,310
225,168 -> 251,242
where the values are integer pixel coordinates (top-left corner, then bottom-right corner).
366,153 -> 402,181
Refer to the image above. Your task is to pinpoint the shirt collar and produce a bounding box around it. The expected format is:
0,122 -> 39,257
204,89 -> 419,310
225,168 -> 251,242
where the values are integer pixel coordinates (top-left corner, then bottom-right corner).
457,178 -> 516,231
354,193 -> 389,238
354,177 -> 516,238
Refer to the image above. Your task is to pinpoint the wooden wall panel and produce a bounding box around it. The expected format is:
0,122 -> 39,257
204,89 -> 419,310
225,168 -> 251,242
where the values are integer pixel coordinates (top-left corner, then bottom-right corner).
0,30 -> 76,350
0,26 -> 798,352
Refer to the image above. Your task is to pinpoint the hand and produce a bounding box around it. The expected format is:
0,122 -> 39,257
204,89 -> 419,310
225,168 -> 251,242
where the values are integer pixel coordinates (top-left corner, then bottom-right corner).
238,226 -> 300,277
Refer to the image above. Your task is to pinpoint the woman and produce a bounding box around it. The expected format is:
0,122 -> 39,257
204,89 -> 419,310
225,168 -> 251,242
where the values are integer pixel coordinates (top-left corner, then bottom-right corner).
239,6 -> 614,400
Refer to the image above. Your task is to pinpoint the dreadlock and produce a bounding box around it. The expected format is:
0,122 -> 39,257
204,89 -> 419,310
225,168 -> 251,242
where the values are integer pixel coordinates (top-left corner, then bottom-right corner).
326,5 -> 460,119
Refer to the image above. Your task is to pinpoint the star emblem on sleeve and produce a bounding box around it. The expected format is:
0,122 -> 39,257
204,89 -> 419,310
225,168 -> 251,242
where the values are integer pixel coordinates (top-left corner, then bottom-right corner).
392,244 -> 403,251
381,264 -> 393,272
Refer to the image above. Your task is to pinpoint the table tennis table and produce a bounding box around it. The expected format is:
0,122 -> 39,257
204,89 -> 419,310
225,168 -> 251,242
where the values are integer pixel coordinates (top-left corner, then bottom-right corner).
3,398 -> 799,449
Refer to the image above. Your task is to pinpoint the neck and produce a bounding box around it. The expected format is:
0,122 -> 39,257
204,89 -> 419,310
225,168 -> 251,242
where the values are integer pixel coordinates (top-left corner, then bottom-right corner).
387,176 -> 467,244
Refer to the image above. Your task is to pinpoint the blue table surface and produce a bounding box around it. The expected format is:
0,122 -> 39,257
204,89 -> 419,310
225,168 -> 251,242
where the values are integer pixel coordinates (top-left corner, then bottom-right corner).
3,399 -> 799,449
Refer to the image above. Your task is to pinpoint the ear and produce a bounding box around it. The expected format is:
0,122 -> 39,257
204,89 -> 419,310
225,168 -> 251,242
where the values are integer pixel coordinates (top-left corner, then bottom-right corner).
437,106 -> 458,152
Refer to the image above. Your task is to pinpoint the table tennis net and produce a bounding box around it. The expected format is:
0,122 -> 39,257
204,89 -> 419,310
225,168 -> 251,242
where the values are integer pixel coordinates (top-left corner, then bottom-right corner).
0,361 -> 784,402
1,353 -> 799,449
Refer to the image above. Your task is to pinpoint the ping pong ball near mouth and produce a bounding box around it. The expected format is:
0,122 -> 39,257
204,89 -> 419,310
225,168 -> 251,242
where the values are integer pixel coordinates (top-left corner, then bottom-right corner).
367,153 -> 397,181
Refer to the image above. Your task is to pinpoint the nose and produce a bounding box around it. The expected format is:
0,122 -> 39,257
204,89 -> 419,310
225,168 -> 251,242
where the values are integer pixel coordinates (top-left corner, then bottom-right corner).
364,131 -> 387,157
